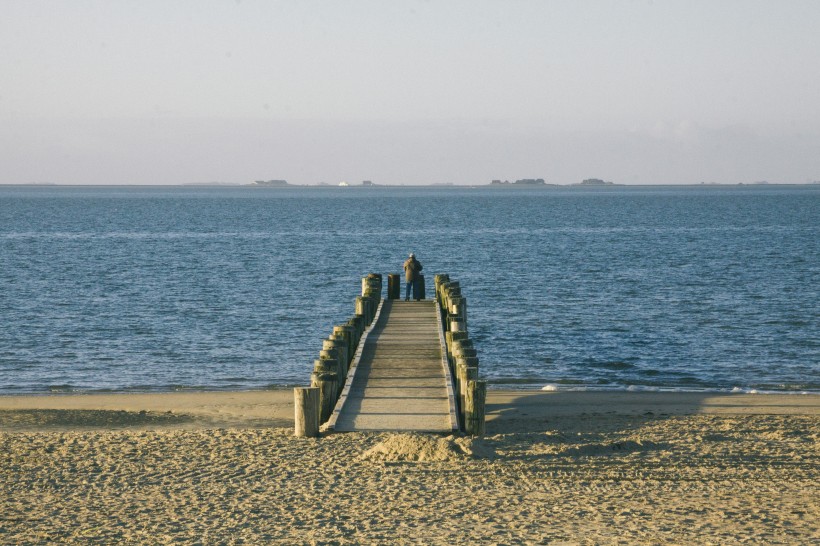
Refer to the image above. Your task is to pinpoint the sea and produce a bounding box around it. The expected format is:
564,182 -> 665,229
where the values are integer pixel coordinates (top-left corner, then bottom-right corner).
1,184 -> 818,395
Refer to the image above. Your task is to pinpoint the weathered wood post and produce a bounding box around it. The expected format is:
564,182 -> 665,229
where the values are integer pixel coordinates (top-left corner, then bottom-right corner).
455,354 -> 478,424
452,345 -> 477,359
323,338 -> 348,379
443,281 -> 460,305
347,316 -> 365,349
362,273 -> 382,298
313,356 -> 340,399
387,273 -> 401,300
414,274 -> 425,301
355,296 -> 372,325
311,364 -> 339,424
449,316 -> 466,335
363,288 -> 379,312
465,379 -> 487,436
317,351 -> 342,386
434,274 -> 449,298
449,296 -> 467,327
446,330 -> 469,367
294,387 -> 320,437
333,325 -> 355,367
464,366 -> 478,427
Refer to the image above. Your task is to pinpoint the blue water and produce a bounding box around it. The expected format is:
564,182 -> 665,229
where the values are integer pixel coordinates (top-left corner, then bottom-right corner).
1,185 -> 818,394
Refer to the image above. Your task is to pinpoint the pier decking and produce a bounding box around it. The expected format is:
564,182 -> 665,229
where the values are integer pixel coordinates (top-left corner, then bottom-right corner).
328,300 -> 458,432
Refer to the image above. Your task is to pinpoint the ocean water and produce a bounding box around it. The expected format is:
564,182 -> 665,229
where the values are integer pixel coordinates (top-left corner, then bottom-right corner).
1,184 -> 818,394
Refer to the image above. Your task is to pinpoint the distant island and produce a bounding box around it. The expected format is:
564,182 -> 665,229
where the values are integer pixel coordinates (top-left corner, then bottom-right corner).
573,178 -> 617,186
490,178 -> 548,186
253,179 -> 290,187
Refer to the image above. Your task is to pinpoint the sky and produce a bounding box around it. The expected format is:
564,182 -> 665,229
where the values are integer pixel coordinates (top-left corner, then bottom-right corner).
1,0 -> 819,185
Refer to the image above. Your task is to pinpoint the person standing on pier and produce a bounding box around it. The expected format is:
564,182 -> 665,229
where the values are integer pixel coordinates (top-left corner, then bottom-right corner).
403,253 -> 423,301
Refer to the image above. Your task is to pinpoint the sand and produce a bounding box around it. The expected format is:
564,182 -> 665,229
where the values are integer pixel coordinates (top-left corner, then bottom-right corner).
1,390 -> 817,544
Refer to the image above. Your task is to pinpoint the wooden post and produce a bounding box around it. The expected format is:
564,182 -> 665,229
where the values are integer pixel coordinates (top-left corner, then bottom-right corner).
452,338 -> 474,351
452,346 -> 477,359
387,273 -> 401,299
455,355 -> 479,386
294,387 -> 320,437
458,356 -> 479,368
455,360 -> 467,424
363,292 -> 379,318
318,349 -> 337,362
449,297 -> 467,327
323,338 -> 348,379
464,367 -> 478,426
449,317 -> 466,334
446,331 -> 469,344
316,354 -> 341,386
333,325 -> 355,367
355,296 -> 371,325
444,282 -> 460,304
347,316 -> 364,345
446,331 -> 469,365
448,339 -> 468,365
415,274 -> 425,301
368,273 -> 383,297
311,370 -> 339,424
434,274 -> 450,298
465,379 -> 487,436
362,273 -> 382,299
458,297 -> 467,326
314,356 -> 339,373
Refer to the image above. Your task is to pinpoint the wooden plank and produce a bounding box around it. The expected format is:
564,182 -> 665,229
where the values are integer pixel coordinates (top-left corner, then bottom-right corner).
329,300 -> 459,432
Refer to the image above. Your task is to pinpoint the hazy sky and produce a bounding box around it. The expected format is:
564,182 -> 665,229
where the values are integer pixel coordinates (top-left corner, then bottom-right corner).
2,0 -> 819,185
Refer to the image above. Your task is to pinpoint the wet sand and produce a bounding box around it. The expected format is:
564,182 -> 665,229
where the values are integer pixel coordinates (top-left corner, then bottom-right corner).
1,390 -> 818,544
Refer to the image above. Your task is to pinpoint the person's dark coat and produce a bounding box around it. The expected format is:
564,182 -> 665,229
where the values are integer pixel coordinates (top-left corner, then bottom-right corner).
403,257 -> 422,282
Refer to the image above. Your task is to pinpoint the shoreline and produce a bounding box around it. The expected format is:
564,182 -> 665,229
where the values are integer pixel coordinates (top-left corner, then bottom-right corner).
1,389 -> 816,432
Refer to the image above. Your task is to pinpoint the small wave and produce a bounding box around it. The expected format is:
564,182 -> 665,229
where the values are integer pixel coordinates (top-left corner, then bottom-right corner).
731,387 -> 760,394
537,383 -> 820,394
626,385 -> 661,392
47,384 -> 78,393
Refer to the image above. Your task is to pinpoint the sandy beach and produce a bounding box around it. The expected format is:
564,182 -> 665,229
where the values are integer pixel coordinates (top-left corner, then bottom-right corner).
1,390 -> 817,544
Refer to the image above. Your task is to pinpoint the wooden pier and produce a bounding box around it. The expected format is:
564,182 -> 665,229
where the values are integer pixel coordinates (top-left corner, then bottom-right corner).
294,273 -> 485,437
328,300 -> 458,432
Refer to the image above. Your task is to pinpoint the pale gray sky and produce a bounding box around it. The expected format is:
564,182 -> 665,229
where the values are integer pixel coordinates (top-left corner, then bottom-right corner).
2,0 -> 819,185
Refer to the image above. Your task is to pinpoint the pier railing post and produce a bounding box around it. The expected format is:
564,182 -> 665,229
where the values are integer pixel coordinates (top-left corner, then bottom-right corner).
388,273 -> 401,299
415,273 -> 426,300
355,296 -> 372,325
333,325 -> 355,368
347,316 -> 364,347
312,358 -> 340,422
311,371 -> 338,424
465,379 -> 487,436
362,273 -> 382,298
294,387 -> 320,437
323,338 -> 348,380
